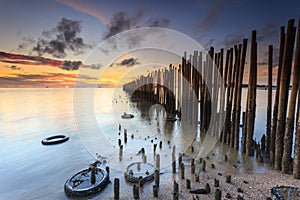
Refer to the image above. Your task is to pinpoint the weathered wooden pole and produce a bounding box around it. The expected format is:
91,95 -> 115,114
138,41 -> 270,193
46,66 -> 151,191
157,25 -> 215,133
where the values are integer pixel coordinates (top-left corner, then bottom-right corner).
270,26 -> 285,166
154,169 -> 160,188
114,178 -> 120,200
223,48 -> 234,143
234,39 -> 248,149
246,30 -> 257,156
282,19 -> 300,173
173,180 -> 179,200
266,45 -> 273,154
133,184 -> 139,200
275,19 -> 296,170
294,80 -> 300,179
231,44 -> 241,147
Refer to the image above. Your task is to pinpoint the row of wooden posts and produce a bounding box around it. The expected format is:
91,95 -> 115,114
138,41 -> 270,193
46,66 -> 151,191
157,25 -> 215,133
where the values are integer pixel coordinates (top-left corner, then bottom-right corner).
123,18 -> 300,179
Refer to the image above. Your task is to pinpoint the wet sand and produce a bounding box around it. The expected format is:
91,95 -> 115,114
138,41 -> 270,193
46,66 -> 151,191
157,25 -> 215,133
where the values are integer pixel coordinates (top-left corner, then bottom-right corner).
89,142 -> 300,200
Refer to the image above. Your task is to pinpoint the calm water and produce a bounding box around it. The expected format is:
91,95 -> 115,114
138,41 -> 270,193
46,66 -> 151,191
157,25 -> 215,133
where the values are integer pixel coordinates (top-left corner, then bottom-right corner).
0,88 -> 276,199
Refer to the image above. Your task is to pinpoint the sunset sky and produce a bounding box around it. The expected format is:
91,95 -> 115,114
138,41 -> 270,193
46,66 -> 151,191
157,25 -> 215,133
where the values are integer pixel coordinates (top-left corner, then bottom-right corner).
0,0 -> 299,87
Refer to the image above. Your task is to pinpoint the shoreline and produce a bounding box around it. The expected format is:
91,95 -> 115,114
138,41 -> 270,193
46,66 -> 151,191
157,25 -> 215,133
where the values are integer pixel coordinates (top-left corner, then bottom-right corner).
83,145 -> 300,200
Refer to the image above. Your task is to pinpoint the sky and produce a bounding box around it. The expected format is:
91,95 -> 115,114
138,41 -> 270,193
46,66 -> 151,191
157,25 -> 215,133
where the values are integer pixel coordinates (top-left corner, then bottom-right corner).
0,0 -> 299,87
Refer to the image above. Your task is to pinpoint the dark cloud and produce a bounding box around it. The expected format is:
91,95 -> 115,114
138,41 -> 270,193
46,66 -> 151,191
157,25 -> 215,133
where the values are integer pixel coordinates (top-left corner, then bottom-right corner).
21,18 -> 92,58
10,65 -> 21,70
224,32 -> 245,48
0,51 -> 63,67
146,18 -> 170,28
103,12 -> 134,40
102,11 -> 170,40
111,57 -> 140,67
83,63 -> 103,70
61,60 -> 82,70
0,51 -> 100,71
197,4 -> 222,33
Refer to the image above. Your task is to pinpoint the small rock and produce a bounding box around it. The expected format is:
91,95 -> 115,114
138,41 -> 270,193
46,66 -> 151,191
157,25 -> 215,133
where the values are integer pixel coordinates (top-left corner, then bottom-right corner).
237,188 -> 243,193
225,193 -> 232,198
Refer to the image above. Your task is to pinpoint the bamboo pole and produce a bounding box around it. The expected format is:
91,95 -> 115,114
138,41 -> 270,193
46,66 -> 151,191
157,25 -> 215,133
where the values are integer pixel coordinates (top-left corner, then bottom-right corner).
275,19 -> 296,170
234,39 -> 248,149
282,19 -> 300,173
246,30 -> 257,156
270,26 -> 286,166
266,45 -> 273,154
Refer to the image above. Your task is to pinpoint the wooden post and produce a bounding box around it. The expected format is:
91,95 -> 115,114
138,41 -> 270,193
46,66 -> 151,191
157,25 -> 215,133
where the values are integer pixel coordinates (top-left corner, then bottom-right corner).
294,80 -> 300,179
270,26 -> 285,166
133,185 -> 139,200
186,179 -> 191,189
173,180 -> 179,200
246,30 -> 258,156
215,189 -> 222,200
226,175 -> 231,183
153,185 -> 158,197
205,183 -> 211,193
114,178 -> 119,200
223,48 -> 234,144
282,19 -> 300,173
231,45 -> 241,147
154,169 -> 160,188
202,160 -> 206,171
156,154 -> 160,171
214,178 -> 219,187
180,163 -> 185,179
266,45 -> 273,154
234,39 -> 248,149
275,19 -> 296,170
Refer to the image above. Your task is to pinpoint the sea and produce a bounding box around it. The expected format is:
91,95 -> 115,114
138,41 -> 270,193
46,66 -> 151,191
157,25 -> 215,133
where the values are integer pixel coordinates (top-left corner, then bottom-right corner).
0,88 -> 282,199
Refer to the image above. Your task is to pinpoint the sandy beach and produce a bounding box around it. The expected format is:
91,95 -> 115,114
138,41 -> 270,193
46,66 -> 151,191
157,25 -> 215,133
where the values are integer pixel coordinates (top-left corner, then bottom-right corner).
89,145 -> 300,200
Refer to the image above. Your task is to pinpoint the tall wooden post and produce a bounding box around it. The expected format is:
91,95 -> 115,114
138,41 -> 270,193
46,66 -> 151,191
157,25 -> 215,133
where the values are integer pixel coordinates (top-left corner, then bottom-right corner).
282,19 -> 300,173
266,45 -> 273,154
275,19 -> 296,170
234,39 -> 248,149
246,30 -> 257,156
270,26 -> 285,166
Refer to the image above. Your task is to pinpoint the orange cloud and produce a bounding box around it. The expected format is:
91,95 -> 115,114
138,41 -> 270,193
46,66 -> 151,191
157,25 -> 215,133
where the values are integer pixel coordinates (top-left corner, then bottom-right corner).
58,0 -> 109,25
259,65 -> 279,75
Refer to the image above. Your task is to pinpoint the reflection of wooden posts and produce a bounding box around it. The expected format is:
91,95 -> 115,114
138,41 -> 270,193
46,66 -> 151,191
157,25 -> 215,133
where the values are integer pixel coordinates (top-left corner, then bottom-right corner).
270,27 -> 285,166
275,19 -> 296,171
246,30 -> 257,156
283,19 -> 300,174
234,39 -> 248,149
266,45 -> 273,154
